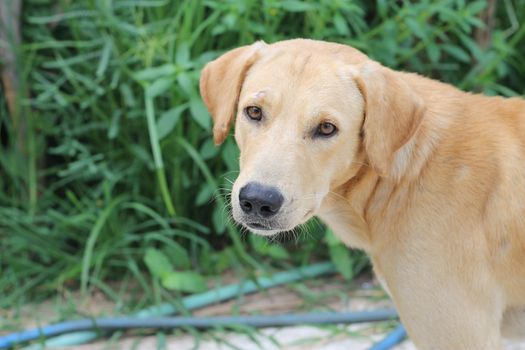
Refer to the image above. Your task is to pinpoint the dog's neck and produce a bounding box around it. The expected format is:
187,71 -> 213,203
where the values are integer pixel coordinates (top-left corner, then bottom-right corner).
317,158 -> 380,252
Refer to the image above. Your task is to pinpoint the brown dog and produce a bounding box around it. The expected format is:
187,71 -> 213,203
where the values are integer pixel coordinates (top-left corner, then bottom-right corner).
199,39 -> 525,349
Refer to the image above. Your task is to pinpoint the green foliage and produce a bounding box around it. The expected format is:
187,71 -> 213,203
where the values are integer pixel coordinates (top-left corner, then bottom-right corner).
325,230 -> 368,280
1,0 -> 524,308
250,235 -> 291,260
144,248 -> 207,293
325,230 -> 354,280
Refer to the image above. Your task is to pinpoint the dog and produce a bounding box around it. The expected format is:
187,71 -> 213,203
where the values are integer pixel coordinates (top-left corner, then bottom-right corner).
199,39 -> 525,349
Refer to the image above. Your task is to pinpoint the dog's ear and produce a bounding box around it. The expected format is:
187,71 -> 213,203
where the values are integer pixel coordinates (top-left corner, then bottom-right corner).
355,63 -> 426,178
199,42 -> 266,145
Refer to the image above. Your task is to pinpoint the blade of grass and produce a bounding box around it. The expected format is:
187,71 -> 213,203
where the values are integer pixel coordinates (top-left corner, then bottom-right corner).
81,196 -> 126,295
144,84 -> 176,217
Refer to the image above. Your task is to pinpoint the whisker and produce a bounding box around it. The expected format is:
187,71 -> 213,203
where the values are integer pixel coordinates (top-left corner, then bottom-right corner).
220,170 -> 240,177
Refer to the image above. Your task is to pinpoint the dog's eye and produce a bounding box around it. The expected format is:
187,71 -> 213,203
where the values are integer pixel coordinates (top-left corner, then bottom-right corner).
315,122 -> 337,137
245,106 -> 263,121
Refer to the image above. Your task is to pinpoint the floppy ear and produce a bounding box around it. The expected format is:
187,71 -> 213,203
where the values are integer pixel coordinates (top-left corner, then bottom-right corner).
199,42 -> 266,145
355,63 -> 426,178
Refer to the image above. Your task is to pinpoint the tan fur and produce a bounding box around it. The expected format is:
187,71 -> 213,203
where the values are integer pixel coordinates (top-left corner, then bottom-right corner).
199,39 -> 525,349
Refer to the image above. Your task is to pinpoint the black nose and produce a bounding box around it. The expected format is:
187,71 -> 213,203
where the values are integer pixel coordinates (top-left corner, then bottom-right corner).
239,182 -> 284,218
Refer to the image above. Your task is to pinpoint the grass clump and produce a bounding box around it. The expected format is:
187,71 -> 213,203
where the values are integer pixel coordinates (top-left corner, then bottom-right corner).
1,0 -> 524,311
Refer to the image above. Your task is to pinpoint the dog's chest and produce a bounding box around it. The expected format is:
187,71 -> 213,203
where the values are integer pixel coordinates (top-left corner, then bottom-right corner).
318,208 -> 371,251
372,267 -> 392,297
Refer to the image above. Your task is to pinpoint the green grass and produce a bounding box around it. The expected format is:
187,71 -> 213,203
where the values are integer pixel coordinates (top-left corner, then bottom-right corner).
1,0 -> 525,313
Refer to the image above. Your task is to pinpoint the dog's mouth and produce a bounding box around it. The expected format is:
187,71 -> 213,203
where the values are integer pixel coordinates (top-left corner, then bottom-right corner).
240,207 -> 317,234
246,222 -> 273,230
244,221 -> 284,236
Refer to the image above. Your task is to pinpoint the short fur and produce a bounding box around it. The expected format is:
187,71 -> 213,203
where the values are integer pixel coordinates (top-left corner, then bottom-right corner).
199,39 -> 525,349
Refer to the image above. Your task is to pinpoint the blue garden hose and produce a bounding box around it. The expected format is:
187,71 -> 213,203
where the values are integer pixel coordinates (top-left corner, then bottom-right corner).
370,324 -> 407,350
0,310 -> 399,349
0,262 -> 407,350
19,262 -> 336,349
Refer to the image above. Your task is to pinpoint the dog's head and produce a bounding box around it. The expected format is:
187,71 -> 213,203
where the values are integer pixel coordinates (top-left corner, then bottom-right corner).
200,39 -> 425,235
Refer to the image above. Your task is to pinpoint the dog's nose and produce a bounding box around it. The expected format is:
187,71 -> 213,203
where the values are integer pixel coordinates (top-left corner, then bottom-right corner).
239,182 -> 284,218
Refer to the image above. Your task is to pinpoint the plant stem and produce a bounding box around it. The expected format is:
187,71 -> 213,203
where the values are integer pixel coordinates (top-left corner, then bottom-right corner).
144,85 -> 176,217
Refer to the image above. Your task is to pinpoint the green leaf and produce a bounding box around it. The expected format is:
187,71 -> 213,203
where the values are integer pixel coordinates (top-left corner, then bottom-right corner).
119,83 -> 136,107
405,17 -> 421,37
215,248 -> 235,273
176,42 -> 190,65
377,0 -> 388,18
329,244 -> 353,280
162,271 -> 207,293
490,84 -> 519,97
134,64 -> 176,82
200,138 -> 219,160
250,235 -> 265,250
177,72 -> 194,97
221,139 -> 239,171
325,229 -> 354,279
96,38 -> 113,78
441,44 -> 470,63
466,1 -> 487,15
324,229 -> 340,246
465,16 -> 484,28
333,14 -> 350,36
167,246 -> 192,270
251,236 -> 290,260
212,203 -> 227,234
426,43 -> 440,63
144,248 -> 173,279
223,14 -> 236,29
266,245 -> 290,260
278,1 -> 317,12
107,110 -> 121,139
196,183 -> 214,206
189,97 -> 211,130
156,105 -> 186,140
147,77 -> 175,98
458,33 -> 483,61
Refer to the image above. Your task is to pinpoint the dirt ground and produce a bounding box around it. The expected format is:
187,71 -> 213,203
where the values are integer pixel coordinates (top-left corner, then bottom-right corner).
4,275 -> 525,349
